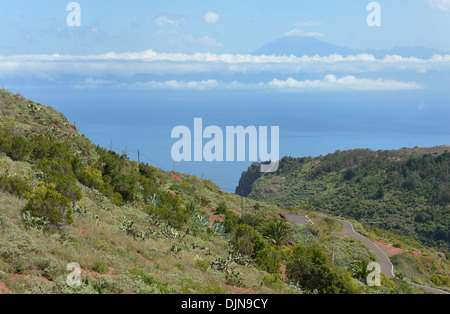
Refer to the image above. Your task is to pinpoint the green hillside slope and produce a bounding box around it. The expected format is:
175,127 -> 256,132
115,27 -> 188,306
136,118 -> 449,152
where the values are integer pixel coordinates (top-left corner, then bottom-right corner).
1,88 -> 448,294
237,148 -> 450,250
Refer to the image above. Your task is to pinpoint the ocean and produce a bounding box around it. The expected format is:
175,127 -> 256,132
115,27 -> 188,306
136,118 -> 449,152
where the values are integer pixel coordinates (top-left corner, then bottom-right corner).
19,88 -> 450,192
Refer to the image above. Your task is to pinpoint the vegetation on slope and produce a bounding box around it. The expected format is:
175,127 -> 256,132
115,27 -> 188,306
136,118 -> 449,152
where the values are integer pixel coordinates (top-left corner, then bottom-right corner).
0,88 -> 445,294
237,149 -> 450,250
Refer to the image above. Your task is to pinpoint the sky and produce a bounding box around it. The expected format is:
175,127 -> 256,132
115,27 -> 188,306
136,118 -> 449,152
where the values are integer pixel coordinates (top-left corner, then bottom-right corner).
0,0 -> 449,98
1,0 -> 450,56
1,0 -> 449,189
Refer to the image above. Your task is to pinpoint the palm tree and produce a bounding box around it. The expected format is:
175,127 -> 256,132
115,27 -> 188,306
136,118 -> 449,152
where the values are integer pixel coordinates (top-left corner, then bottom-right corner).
264,219 -> 293,246
349,260 -> 374,284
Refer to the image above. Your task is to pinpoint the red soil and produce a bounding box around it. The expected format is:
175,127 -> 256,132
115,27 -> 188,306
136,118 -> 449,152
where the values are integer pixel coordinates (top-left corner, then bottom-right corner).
171,172 -> 183,182
0,282 -> 13,294
372,241 -> 404,257
226,285 -> 259,294
204,206 -> 225,226
280,264 -> 287,281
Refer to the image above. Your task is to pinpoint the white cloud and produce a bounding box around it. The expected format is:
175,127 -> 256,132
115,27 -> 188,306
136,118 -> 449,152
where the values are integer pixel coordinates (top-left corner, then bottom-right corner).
418,103 -> 430,110
203,11 -> 220,24
0,50 -> 449,80
73,78 -> 116,89
428,0 -> 450,11
265,75 -> 422,91
155,15 -> 186,27
283,29 -> 324,38
129,79 -> 219,90
198,36 -> 224,47
71,75 -> 421,92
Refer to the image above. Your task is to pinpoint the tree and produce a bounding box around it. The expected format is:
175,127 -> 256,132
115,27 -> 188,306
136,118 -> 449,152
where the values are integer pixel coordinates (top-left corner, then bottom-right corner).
263,219 -> 293,246
286,243 -> 359,294
22,182 -> 72,227
349,260 -> 373,284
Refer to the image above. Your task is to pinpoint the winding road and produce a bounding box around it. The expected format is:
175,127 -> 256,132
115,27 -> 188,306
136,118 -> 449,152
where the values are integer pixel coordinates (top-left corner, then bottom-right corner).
286,214 -> 449,294
338,219 -> 395,278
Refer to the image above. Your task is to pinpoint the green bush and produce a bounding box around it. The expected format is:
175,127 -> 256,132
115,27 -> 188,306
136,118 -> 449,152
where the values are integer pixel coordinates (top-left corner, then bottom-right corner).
80,166 -> 104,190
430,274 -> 449,287
0,130 -> 31,161
286,243 -> 359,294
148,191 -> 185,229
255,246 -> 282,274
0,173 -> 32,198
38,158 -> 82,202
93,261 -> 109,274
195,260 -> 210,272
233,224 -> 266,257
224,210 -> 241,234
216,201 -> 228,214
22,182 -> 73,226
262,274 -> 285,290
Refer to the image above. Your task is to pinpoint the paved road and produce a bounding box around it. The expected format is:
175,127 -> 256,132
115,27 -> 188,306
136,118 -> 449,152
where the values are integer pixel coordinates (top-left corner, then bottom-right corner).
284,214 -> 312,225
339,219 -> 449,294
338,219 -> 395,278
286,214 -> 449,294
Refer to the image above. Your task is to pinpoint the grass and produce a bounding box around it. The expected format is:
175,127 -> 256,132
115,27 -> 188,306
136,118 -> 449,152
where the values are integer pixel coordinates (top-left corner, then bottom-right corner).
1,88 -> 447,294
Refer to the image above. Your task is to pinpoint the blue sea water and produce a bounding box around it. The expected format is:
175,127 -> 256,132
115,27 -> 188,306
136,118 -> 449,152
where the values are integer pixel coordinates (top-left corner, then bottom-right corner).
19,89 -> 450,192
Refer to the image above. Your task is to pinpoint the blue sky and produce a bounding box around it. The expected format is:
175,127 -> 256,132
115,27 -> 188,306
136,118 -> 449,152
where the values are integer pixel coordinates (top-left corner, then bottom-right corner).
1,1 -> 450,94
1,0 -> 450,55
1,1 -> 449,189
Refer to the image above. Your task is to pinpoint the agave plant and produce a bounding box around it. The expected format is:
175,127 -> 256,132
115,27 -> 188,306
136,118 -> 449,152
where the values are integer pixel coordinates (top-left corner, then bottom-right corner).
195,213 -> 210,226
148,193 -> 160,208
186,201 -> 197,216
212,221 -> 226,236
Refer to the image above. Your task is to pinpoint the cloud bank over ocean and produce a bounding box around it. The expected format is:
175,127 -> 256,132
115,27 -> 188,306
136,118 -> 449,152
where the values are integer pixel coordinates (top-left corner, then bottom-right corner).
0,49 -> 448,92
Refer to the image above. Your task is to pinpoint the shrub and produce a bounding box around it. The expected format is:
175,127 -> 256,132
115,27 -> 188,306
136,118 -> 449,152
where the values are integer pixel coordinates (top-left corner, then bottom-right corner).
111,192 -> 123,207
233,224 -> 266,257
224,210 -> 240,234
22,182 -> 72,226
0,173 -> 32,198
262,274 -> 285,290
255,246 -> 282,275
80,166 -> 104,190
149,191 -> 185,229
195,260 -> 210,272
286,243 -> 359,294
38,158 -> 82,202
216,201 -> 228,214
93,261 -> 109,274
430,274 -> 449,287
0,130 -> 31,161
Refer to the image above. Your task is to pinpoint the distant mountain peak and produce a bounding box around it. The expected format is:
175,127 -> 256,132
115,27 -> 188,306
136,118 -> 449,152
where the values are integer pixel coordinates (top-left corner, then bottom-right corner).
252,36 -> 450,59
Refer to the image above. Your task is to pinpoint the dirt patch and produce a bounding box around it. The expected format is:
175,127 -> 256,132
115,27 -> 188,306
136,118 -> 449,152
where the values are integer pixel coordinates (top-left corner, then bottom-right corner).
204,207 -> 225,226
171,172 -> 183,182
278,212 -> 287,221
410,250 -> 422,257
0,282 -> 13,294
226,285 -> 259,294
373,241 -> 404,257
280,264 -> 287,281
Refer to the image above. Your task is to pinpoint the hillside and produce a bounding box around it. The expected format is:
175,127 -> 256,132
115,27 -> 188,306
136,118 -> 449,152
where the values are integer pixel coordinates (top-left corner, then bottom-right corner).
236,148 -> 450,250
0,88 -> 449,294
